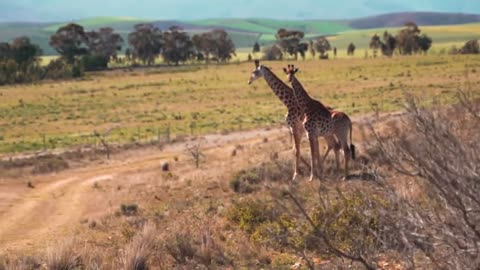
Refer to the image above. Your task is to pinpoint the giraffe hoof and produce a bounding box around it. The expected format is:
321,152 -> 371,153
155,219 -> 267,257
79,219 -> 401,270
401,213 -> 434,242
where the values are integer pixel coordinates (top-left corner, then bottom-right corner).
291,172 -> 298,182
309,175 -> 314,182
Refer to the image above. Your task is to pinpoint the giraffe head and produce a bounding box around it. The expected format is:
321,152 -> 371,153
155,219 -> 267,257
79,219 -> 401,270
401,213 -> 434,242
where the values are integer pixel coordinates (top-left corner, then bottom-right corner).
282,64 -> 299,82
248,59 -> 265,84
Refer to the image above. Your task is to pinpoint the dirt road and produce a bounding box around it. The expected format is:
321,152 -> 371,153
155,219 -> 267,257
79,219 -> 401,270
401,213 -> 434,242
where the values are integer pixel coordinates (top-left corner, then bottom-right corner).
0,126 -> 290,254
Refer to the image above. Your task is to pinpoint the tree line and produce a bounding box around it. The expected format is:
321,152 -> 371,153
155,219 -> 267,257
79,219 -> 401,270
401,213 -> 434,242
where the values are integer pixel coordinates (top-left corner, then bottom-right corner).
260,21 -> 479,60
0,23 -> 236,85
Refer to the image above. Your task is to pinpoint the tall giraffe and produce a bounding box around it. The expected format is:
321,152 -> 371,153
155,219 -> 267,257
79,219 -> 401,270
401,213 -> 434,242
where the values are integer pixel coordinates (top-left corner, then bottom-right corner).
283,64 -> 356,180
248,60 -> 309,181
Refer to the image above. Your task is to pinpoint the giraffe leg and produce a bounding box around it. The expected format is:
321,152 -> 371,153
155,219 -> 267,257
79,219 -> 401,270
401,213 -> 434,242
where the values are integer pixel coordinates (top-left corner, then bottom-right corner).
337,130 -> 351,180
291,126 -> 303,182
316,138 -> 324,179
323,136 -> 341,173
308,134 -> 321,181
332,137 -> 341,173
296,127 -> 311,171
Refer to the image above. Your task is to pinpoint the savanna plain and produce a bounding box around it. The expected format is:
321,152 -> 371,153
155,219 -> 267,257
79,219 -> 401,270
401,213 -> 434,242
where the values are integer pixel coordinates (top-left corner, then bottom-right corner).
0,54 -> 480,269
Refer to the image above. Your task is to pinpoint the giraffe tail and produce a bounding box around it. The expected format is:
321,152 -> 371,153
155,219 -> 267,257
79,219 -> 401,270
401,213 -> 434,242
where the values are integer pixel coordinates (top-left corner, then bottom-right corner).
349,121 -> 356,160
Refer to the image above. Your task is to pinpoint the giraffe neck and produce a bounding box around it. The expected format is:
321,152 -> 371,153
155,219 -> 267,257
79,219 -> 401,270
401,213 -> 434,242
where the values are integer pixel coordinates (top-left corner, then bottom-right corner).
261,66 -> 296,108
290,75 -> 312,108
291,75 -> 331,115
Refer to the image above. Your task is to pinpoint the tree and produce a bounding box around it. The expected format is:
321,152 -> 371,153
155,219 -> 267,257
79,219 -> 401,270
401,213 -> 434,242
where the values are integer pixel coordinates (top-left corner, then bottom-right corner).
161,26 -> 194,65
369,33 -> 381,57
49,23 -> 88,64
128,23 -> 163,66
210,29 -> 236,62
396,22 -> 422,55
252,41 -> 260,54
0,42 -> 12,61
10,37 -> 42,70
192,29 -> 236,63
275,29 -> 306,60
347,42 -> 356,56
81,27 -> 124,70
262,45 -> 283,60
192,32 -> 213,63
460,39 -> 479,54
417,34 -> 432,54
86,27 -> 123,60
314,37 -> 331,59
381,31 -> 396,57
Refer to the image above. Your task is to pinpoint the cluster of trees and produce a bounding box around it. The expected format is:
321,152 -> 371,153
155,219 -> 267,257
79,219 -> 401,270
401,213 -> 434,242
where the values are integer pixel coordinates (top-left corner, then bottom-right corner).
50,24 -> 123,70
0,23 -> 236,85
261,29 -> 337,61
51,23 -> 236,68
369,22 -> 433,57
0,37 -> 43,84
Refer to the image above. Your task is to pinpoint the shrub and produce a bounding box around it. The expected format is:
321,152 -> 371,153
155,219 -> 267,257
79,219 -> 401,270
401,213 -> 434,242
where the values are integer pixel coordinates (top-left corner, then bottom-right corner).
32,156 -> 69,174
309,192 -> 384,253
164,230 -> 232,267
121,203 -> 139,216
165,233 -> 197,265
46,239 -> 82,270
262,45 -> 283,61
229,160 -> 292,193
120,223 -> 156,270
44,59 -> 75,80
0,60 -> 19,85
226,199 -> 273,233
81,54 -> 109,71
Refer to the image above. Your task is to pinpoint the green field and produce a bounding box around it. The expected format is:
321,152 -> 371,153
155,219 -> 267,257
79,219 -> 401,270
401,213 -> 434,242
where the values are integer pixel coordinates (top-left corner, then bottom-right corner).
1,54 -> 480,155
328,22 -> 480,52
191,18 -> 352,34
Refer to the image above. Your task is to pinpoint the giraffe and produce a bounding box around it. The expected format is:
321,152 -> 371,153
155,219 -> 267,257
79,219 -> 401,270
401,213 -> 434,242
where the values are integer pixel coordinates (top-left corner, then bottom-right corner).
247,60 -> 309,181
283,64 -> 356,180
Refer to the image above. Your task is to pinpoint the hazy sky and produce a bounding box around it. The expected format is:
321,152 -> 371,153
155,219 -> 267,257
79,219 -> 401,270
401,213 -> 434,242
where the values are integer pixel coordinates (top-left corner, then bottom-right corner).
1,0 -> 479,22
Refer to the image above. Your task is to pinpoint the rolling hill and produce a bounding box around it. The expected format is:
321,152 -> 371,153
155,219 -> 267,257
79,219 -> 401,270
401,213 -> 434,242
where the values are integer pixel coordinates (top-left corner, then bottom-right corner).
0,12 -> 480,55
345,12 -> 480,29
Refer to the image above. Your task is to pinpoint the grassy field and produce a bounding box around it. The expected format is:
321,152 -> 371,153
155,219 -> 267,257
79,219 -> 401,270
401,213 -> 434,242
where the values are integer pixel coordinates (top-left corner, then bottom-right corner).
1,54 -> 480,155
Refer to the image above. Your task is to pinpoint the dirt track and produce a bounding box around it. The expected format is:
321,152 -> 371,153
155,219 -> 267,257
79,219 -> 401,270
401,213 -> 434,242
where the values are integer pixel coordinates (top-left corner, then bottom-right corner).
0,126 -> 291,254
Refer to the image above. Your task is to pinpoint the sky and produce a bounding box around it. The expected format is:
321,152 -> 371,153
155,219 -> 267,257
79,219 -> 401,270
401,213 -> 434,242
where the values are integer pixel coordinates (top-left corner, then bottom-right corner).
0,0 -> 479,22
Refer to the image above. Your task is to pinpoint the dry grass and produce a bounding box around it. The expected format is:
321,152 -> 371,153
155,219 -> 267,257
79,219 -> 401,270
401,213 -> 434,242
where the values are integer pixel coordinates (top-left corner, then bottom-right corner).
46,239 -> 82,270
120,223 -> 157,270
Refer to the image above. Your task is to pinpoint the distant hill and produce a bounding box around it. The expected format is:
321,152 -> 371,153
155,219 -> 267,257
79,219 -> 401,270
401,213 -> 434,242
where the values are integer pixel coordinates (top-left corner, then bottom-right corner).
1,12 -> 480,55
346,12 -> 480,29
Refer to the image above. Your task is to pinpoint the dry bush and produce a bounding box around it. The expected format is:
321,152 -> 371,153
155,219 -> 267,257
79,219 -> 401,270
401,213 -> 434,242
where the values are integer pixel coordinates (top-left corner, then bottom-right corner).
120,223 -> 157,270
0,256 -> 39,270
46,239 -> 82,270
121,203 -> 139,216
163,224 -> 233,268
365,92 -> 480,269
229,159 -> 292,193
